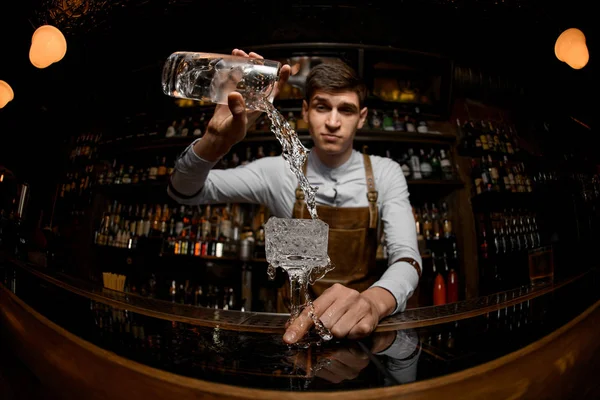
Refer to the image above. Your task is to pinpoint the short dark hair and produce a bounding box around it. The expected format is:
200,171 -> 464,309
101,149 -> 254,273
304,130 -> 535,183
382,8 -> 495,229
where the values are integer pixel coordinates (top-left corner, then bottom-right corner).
304,59 -> 367,107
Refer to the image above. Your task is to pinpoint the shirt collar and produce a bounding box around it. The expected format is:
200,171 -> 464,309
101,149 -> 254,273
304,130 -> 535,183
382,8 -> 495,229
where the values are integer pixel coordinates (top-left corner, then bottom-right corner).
309,149 -> 358,180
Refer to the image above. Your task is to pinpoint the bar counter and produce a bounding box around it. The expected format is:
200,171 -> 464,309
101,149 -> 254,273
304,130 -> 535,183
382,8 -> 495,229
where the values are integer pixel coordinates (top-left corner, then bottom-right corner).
1,258 -> 599,399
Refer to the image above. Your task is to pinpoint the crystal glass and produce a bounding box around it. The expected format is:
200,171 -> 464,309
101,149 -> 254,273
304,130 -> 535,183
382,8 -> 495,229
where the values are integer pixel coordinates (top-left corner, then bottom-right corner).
161,51 -> 281,110
265,217 -> 333,345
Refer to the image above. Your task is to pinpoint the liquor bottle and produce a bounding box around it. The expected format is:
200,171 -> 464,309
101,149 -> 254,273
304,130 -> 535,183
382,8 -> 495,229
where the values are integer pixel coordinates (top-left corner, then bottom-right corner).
413,207 -> 427,255
478,121 -> 489,151
429,149 -> 441,179
480,228 -> 489,260
192,116 -> 202,136
422,204 -> 433,241
165,121 -> 177,138
471,159 -> 483,195
382,111 -> 394,131
393,109 -> 405,131
440,149 -> 453,180
488,155 -> 501,192
180,117 -> 190,136
157,157 -> 167,177
504,127 -> 514,154
408,148 -> 422,180
494,124 -> 506,153
447,266 -> 459,303
432,255 -> 446,306
405,115 -> 416,133
399,153 -> 412,178
287,112 -> 297,130
483,121 -> 495,152
499,159 -> 510,192
370,110 -> 382,129
419,149 -> 433,179
441,202 -> 453,240
480,156 -> 492,192
240,237 -> 253,311
254,207 -> 266,259
415,107 -> 428,133
457,118 -> 470,150
148,157 -> 158,180
431,203 -> 441,240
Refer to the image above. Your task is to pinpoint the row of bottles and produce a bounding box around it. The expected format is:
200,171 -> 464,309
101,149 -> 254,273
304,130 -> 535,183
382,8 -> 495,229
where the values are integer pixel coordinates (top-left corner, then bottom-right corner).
368,107 -> 429,133
164,114 -> 208,138
393,147 -> 455,181
422,298 -> 535,354
478,209 -> 543,259
96,157 -> 175,186
60,165 -> 94,199
93,201 -> 269,261
168,280 -> 240,310
69,132 -> 103,161
471,155 -> 533,195
457,119 -> 521,155
431,251 -> 460,305
62,143 -> 457,200
412,201 -> 461,306
413,201 -> 458,256
58,133 -> 102,218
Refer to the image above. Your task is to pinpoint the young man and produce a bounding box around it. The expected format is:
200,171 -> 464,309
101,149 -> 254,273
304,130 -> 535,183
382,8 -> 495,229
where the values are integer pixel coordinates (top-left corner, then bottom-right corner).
168,49 -> 421,345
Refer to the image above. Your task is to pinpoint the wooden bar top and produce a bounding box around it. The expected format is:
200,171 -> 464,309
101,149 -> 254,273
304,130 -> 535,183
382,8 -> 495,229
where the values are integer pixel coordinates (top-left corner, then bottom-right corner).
1,259 -> 599,399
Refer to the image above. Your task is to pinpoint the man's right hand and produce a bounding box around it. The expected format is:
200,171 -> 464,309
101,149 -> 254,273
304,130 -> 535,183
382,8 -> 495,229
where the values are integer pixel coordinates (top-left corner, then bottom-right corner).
193,49 -> 291,162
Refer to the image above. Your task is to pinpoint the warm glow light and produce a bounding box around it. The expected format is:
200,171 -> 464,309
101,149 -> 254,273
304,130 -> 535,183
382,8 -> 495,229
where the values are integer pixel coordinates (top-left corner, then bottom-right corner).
555,28 -> 589,69
564,41 -> 590,70
0,174 -> 4,182
0,80 -> 14,108
29,25 -> 67,69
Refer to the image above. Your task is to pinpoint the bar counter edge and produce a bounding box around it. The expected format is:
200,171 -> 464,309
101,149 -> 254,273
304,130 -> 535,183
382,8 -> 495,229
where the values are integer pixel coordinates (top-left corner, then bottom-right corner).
1,261 -> 600,399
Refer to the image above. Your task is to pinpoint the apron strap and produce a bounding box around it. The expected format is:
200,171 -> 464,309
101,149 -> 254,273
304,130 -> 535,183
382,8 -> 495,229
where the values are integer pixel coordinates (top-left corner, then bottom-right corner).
390,257 -> 422,279
292,161 -> 309,218
294,153 -> 379,229
362,153 -> 378,229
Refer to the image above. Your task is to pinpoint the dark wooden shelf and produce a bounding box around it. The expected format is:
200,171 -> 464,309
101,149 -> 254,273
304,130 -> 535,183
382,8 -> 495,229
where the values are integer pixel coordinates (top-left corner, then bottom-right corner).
92,178 -> 464,199
471,190 -> 536,211
457,147 -> 539,163
98,129 -> 457,155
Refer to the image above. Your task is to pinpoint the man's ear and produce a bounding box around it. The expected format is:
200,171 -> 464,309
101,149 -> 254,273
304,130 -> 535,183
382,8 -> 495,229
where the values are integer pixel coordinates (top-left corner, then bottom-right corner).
357,107 -> 368,130
302,100 -> 309,123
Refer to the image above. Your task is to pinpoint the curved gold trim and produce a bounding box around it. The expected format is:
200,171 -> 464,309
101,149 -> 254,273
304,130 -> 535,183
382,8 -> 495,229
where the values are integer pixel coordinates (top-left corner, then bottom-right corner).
5,261 -> 590,333
7,260 -> 590,332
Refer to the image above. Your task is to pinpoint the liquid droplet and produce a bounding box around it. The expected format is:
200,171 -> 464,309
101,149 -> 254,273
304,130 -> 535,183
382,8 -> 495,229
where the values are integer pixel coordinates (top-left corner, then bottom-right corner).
267,264 -> 276,280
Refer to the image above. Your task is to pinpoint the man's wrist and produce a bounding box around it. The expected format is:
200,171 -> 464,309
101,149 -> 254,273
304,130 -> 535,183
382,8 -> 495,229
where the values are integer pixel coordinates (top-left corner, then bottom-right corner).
192,135 -> 231,162
361,286 -> 396,320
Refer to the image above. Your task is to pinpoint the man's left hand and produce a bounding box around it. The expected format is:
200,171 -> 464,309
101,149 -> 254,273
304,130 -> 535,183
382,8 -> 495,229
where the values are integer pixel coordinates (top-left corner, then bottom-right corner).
283,284 -> 395,344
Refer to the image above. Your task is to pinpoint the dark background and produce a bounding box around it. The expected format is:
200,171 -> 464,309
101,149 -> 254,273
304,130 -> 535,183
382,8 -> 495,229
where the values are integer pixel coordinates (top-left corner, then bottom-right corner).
0,0 -> 595,221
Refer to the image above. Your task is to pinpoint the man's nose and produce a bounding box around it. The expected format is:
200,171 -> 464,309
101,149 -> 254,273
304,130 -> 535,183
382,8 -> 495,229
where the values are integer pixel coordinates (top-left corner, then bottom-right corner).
325,111 -> 342,129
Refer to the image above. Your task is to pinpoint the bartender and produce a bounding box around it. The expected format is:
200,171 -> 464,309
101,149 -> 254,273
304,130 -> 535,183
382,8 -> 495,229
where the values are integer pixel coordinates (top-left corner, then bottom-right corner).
168,49 -> 422,345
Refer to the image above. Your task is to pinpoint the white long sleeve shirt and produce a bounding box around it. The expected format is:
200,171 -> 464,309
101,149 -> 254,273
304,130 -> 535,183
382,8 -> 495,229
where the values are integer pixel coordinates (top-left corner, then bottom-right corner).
168,139 -> 421,314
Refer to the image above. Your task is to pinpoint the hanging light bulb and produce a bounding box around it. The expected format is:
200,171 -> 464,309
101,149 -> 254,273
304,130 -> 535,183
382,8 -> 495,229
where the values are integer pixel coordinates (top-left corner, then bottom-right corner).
0,80 -> 14,108
554,28 -> 589,69
29,25 -> 67,69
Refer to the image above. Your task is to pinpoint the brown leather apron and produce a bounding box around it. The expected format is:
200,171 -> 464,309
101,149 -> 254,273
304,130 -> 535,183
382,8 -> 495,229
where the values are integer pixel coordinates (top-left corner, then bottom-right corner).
276,153 -> 382,313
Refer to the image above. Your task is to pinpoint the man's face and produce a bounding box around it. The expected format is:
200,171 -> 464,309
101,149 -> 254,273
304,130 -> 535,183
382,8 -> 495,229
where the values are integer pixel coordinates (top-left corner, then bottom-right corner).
302,90 -> 368,158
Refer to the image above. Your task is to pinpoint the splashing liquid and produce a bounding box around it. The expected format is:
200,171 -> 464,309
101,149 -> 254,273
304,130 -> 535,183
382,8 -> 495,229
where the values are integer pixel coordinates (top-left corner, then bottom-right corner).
257,100 -> 332,344
260,100 -> 318,220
